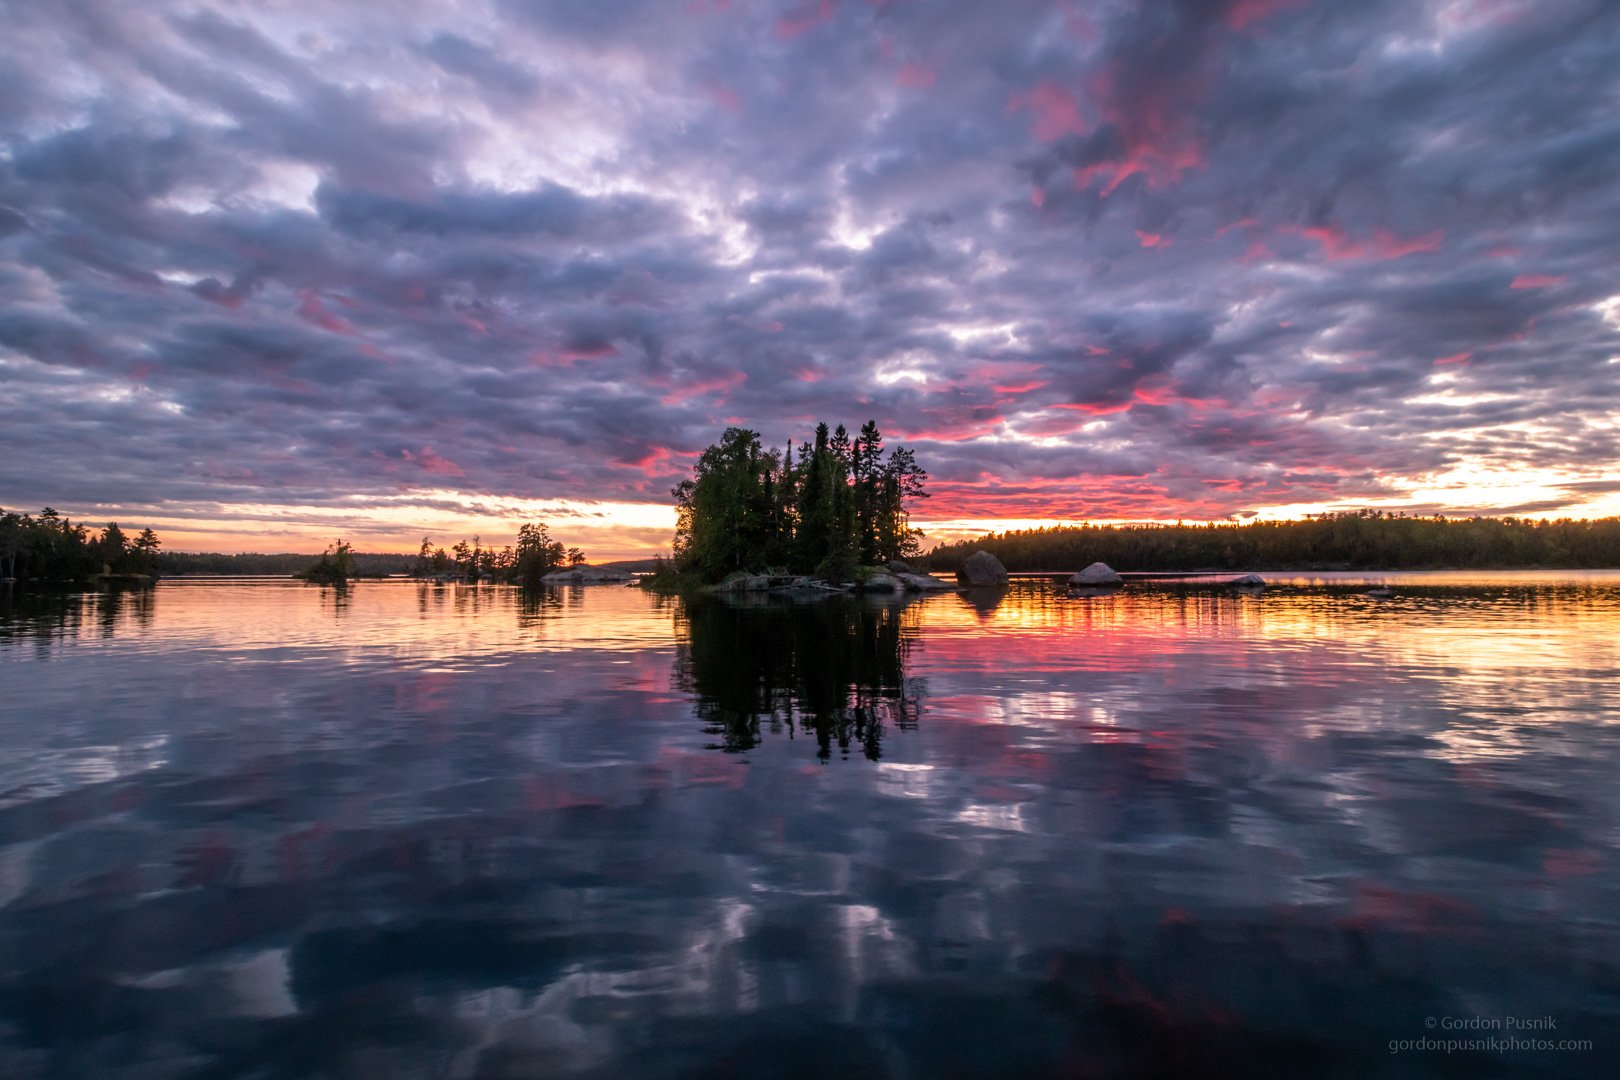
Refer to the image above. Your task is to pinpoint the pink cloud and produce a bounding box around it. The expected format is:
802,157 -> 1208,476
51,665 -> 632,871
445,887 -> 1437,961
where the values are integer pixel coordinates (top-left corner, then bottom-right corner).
1071,67 -> 1207,196
531,342 -> 618,368
658,369 -> 746,405
708,83 -> 741,113
992,380 -> 1047,395
1434,351 -> 1472,366
1049,400 -> 1133,417
1226,0 -> 1304,31
1136,230 -> 1169,248
1216,216 -> 1259,237
402,447 -> 464,478
896,62 -> 937,89
1007,81 -> 1089,141
1292,225 -> 1443,261
1132,378 -> 1220,408
1510,274 -> 1565,289
296,291 -> 359,336
776,0 -> 837,39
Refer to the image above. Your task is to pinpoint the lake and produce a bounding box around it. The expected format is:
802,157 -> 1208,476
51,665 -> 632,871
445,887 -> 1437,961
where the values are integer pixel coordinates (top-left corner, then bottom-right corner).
2,573 -> 1617,1078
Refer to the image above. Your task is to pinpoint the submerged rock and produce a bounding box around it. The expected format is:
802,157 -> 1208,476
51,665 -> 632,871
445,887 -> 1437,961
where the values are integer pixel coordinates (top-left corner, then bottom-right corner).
956,550 -> 1009,586
1365,586 -> 1395,599
1070,562 -> 1123,586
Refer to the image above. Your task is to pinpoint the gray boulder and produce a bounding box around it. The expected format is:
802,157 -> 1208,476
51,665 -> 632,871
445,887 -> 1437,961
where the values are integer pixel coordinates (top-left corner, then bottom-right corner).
887,559 -> 914,574
1069,562 -> 1123,586
897,572 -> 953,592
956,550 -> 1009,586
1229,573 -> 1265,590
711,572 -> 772,593
860,573 -> 903,593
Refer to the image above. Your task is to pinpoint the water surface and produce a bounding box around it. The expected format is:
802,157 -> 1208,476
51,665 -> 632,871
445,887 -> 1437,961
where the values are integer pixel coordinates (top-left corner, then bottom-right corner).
2,574 -> 1617,1078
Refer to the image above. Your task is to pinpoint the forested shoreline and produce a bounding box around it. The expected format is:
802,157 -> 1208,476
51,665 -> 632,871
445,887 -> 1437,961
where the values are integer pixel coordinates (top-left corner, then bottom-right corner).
13,503 -> 1620,587
1,508 -> 161,582
2,507 -> 592,586
194,523 -> 589,585
923,512 -> 1620,573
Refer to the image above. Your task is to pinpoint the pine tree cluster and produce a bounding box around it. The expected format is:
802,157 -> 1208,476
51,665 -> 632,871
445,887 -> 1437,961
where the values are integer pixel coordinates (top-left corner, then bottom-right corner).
671,422 -> 929,582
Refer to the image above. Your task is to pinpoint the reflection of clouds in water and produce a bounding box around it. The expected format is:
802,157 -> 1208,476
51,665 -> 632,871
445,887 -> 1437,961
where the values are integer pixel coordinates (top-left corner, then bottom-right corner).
0,576 -> 1617,1076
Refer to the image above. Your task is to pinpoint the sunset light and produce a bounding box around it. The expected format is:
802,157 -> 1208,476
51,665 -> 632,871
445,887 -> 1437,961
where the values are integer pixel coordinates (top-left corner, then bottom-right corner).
4,0 -> 1616,553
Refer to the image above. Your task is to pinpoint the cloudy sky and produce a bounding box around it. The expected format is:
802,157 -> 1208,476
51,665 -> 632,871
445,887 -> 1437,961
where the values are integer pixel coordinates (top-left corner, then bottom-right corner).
3,0 -> 1618,556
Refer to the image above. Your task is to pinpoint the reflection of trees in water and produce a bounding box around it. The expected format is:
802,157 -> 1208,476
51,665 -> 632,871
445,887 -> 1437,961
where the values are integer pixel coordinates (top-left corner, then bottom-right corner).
674,597 -> 923,760
317,581 -> 352,617
411,580 -> 567,632
516,585 -> 562,629
0,585 -> 154,652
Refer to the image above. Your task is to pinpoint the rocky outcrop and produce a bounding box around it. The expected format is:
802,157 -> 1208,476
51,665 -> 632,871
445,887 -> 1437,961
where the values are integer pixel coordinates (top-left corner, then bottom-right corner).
896,572 -> 953,592
543,566 -> 635,584
711,572 -> 773,593
1069,562 -> 1123,586
859,573 -> 902,593
956,550 -> 1008,586
710,573 -> 842,595
707,569 -> 953,597
887,559 -> 914,574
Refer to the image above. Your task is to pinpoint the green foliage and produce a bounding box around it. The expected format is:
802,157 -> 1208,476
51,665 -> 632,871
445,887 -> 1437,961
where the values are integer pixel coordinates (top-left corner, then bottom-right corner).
399,523 -> 580,586
0,507 -> 161,583
922,511 -> 1620,572
671,421 -> 929,582
514,522 -> 568,586
298,539 -> 356,583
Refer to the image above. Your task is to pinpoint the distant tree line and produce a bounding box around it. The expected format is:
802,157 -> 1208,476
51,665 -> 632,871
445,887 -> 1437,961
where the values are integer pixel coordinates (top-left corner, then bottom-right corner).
159,551 -> 419,576
1,507 -> 161,582
145,523 -> 590,584
923,511 -> 1620,572
411,523 -> 586,586
670,421 -> 929,583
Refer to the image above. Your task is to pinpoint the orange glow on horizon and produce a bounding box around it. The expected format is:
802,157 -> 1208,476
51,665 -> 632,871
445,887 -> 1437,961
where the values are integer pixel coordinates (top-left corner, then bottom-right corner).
31,456 -> 1620,559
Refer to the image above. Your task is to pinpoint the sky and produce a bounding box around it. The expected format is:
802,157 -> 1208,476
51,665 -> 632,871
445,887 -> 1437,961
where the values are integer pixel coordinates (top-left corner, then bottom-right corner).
2,0 -> 1619,559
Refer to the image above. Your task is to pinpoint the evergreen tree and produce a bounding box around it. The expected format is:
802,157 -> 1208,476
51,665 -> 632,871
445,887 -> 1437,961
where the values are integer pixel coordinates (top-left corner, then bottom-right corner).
97,522 -> 130,572
514,522 -> 567,586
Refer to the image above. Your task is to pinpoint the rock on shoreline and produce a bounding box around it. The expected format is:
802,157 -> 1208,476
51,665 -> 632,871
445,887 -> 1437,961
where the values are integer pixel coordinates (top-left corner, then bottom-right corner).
542,566 -> 635,584
1069,562 -> 1123,586
956,550 -> 1009,586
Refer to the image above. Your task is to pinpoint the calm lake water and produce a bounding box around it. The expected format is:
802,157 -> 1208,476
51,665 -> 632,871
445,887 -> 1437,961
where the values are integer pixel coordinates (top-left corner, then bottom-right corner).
2,573 -> 1617,1078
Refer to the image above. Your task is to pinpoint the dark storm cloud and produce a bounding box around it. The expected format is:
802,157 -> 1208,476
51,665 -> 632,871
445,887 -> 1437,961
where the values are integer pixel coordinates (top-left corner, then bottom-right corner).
3,0 -> 1619,535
